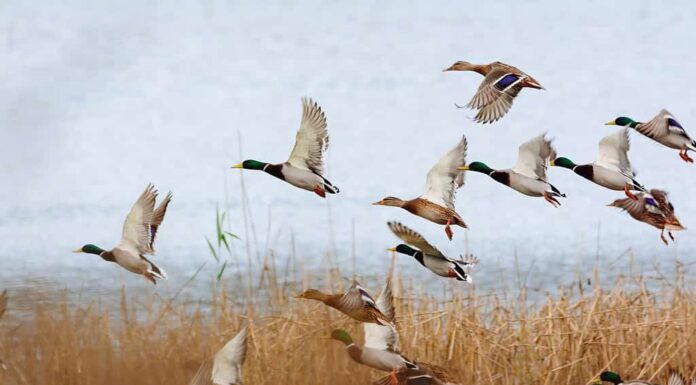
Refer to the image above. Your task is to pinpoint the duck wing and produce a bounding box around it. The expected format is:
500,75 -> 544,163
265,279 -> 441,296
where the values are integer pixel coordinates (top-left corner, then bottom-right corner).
364,276 -> 400,352
636,109 -> 690,140
466,64 -> 524,124
148,191 -> 172,252
211,327 -> 248,385
387,221 -> 445,258
512,133 -> 555,180
420,136 -> 467,209
286,98 -> 329,175
118,184 -> 158,254
595,128 -> 634,176
337,280 -> 384,317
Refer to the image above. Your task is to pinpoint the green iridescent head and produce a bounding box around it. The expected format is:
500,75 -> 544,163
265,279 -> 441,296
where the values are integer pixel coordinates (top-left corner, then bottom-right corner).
599,371 -> 623,385
389,244 -> 418,256
231,160 -> 267,170
550,157 -> 577,169
606,117 -> 638,128
73,244 -> 105,255
330,329 -> 353,345
459,161 -> 495,174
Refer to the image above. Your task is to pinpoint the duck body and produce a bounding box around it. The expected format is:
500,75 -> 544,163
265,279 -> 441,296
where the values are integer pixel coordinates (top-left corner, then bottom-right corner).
296,281 -> 392,326
443,60 -> 543,123
400,198 -> 466,227
345,343 -> 414,372
261,162 -> 338,197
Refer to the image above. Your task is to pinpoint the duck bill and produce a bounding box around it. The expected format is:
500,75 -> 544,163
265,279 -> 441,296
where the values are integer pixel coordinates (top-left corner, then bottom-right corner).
442,65 -> 454,72
457,165 -> 470,171
231,163 -> 244,169
372,200 -> 385,206
605,120 -> 617,126
549,159 -> 556,166
387,247 -> 397,252
72,248 -> 83,253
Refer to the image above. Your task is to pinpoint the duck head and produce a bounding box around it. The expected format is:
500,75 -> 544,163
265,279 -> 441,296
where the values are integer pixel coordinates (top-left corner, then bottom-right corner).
373,197 -> 406,207
458,161 -> 495,174
599,371 -> 623,385
231,160 -> 268,170
443,60 -> 474,72
550,157 -> 577,169
73,244 -> 105,256
295,289 -> 327,301
388,244 -> 419,257
606,117 -> 639,128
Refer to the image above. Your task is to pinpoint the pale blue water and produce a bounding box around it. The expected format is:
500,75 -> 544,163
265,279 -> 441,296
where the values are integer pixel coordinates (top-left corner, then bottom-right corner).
1,1 -> 695,299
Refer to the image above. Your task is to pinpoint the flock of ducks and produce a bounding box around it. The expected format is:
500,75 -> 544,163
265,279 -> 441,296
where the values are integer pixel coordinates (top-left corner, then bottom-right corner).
57,59 -> 694,384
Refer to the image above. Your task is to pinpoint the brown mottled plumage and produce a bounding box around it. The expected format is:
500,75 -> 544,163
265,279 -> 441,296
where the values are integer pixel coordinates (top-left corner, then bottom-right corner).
296,281 -> 392,326
444,60 -> 543,124
373,362 -> 460,385
609,189 -> 685,245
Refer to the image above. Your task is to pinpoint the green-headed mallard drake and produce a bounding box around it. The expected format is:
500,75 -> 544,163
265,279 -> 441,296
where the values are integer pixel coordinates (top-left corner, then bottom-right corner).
597,371 -> 662,385
73,184 -> 172,284
374,363 -> 460,385
387,221 -> 477,282
458,133 -> 565,206
189,326 -> 248,385
609,189 -> 685,245
606,109 -> 696,163
551,128 -> 646,199
332,275 -> 412,385
373,136 -> 467,240
232,98 -> 339,197
443,60 -> 544,124
296,280 -> 392,326
330,329 -> 416,384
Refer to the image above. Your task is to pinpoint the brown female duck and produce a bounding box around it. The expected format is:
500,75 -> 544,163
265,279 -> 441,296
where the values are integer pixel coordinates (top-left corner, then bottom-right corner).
609,189 -> 685,245
444,60 -> 544,123
296,280 -> 392,326
373,136 -> 468,240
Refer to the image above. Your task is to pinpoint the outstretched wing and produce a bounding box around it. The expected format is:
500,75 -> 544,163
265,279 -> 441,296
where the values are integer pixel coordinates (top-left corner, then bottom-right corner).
512,133 -> 555,180
364,276 -> 400,352
211,327 -> 248,385
635,109 -> 690,140
595,128 -> 633,176
119,184 -> 158,254
337,280 -> 382,315
420,136 -> 467,209
148,191 -> 172,251
286,98 -> 329,175
467,66 -> 524,124
387,221 -> 444,258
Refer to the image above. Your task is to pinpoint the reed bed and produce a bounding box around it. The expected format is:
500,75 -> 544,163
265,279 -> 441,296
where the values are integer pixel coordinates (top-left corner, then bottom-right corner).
1,262 -> 695,385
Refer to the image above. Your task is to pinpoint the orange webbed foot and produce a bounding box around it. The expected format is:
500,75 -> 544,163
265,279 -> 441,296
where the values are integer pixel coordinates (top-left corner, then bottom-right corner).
313,185 -> 326,198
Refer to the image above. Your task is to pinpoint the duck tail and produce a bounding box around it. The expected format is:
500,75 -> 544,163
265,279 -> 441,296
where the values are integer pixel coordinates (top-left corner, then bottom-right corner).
322,178 -> 340,194
548,183 -> 566,198
142,256 -> 167,281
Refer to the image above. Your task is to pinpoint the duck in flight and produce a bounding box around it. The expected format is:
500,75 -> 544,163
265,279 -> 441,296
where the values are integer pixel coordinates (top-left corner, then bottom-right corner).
458,133 -> 565,207
551,128 -> 646,199
73,184 -> 172,284
609,189 -> 685,245
443,60 -> 544,124
606,109 -> 696,163
373,136 -> 467,240
232,98 -> 339,197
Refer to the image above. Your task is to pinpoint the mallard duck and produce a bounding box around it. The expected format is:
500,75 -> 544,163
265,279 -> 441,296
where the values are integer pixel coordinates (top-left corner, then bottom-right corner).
551,128 -> 646,199
73,184 -> 172,285
458,133 -> 565,206
387,221 -> 478,282
332,275 -> 410,385
296,280 -> 392,326
606,109 -> 696,163
597,371 -> 659,385
189,326 -> 248,385
330,329 -> 416,384
374,363 -> 460,385
231,98 -> 339,197
609,189 -> 685,245
443,60 -> 544,124
373,136 -> 467,240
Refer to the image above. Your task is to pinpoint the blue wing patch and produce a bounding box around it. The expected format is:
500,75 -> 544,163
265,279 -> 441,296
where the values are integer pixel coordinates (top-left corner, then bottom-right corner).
494,74 -> 520,90
668,118 -> 683,130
